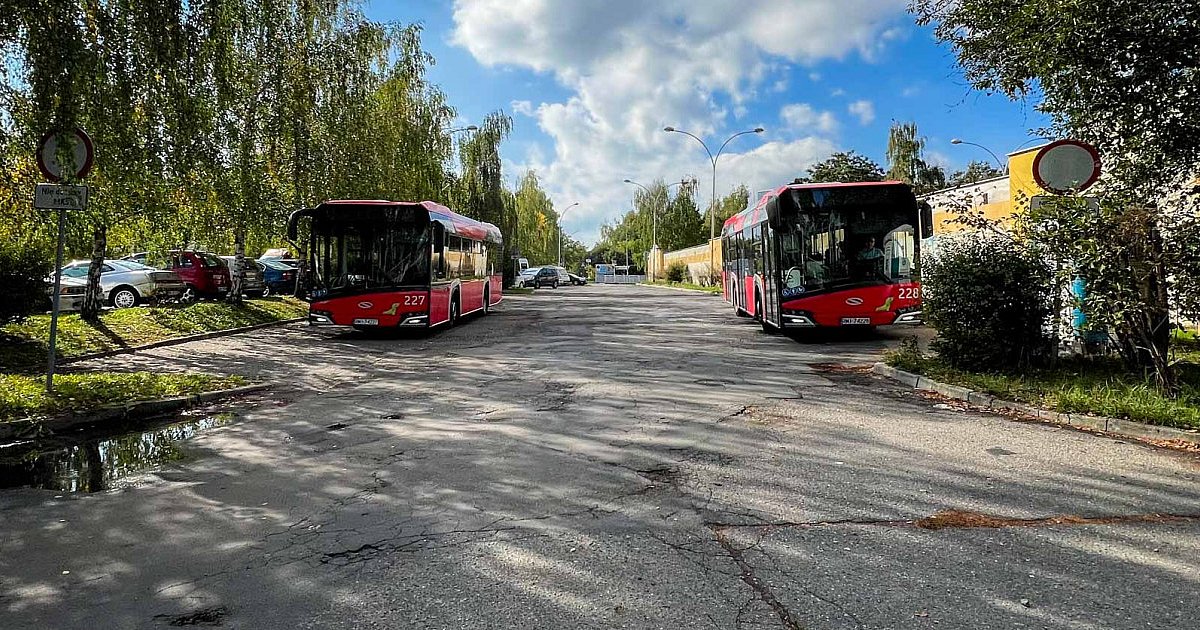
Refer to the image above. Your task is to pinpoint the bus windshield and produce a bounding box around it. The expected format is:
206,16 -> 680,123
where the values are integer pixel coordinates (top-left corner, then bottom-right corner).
311,205 -> 431,296
777,189 -> 916,298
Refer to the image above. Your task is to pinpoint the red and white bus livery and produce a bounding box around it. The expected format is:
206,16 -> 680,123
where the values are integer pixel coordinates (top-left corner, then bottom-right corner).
721,181 -> 928,331
287,200 -> 502,330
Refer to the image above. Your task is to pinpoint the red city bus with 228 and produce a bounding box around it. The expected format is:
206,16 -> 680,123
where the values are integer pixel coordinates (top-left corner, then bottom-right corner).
722,181 -> 929,332
287,200 -> 503,330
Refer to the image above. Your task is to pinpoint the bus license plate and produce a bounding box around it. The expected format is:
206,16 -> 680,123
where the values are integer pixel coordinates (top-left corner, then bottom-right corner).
353,318 -> 378,326
840,317 -> 871,326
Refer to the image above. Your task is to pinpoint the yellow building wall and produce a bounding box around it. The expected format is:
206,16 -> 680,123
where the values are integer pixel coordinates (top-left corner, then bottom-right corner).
931,144 -> 1051,234
660,238 -> 722,284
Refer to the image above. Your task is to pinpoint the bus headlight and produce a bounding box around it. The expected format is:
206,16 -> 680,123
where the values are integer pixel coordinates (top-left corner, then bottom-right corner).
309,310 -> 333,325
782,309 -> 817,327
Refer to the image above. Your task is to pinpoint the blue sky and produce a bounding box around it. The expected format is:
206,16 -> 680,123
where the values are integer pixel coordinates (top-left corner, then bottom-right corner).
365,0 -> 1049,246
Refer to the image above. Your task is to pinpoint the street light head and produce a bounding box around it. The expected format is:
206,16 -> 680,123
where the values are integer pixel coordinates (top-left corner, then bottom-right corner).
664,126 -> 676,132
950,138 -> 963,144
465,125 -> 479,132
623,179 -> 633,183
753,127 -> 764,133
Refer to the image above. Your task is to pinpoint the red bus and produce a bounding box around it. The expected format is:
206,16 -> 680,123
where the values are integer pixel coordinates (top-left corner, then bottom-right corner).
286,200 -> 502,330
721,181 -> 929,332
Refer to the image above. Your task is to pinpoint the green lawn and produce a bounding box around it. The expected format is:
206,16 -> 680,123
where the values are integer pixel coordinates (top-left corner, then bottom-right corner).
642,280 -> 722,294
0,297 -> 307,372
1,372 -> 247,422
885,340 -> 1200,430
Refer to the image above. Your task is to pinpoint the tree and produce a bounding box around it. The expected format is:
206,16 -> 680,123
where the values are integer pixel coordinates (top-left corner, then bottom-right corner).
912,0 -> 1200,389
885,121 -> 946,195
795,151 -> 885,184
702,184 -> 751,231
948,161 -> 1004,188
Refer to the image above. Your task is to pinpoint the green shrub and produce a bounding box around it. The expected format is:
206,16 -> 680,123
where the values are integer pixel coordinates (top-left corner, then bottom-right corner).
666,262 -> 687,283
0,243 -> 51,323
923,233 -> 1054,370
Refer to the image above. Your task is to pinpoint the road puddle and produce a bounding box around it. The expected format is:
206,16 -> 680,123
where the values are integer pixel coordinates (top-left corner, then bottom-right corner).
0,412 -> 235,493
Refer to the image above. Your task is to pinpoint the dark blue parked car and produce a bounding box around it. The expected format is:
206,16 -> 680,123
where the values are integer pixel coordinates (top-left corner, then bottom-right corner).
256,259 -> 297,296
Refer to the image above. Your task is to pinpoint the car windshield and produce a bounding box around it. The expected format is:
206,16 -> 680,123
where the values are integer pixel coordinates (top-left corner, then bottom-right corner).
60,265 -> 89,278
262,260 -> 293,270
109,260 -> 152,271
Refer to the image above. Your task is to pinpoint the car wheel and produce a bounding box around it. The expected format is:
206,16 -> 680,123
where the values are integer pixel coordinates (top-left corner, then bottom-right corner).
180,285 -> 197,304
262,285 -> 271,297
111,287 -> 139,309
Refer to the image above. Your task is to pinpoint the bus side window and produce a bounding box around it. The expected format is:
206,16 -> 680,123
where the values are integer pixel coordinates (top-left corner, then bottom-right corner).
476,241 -> 487,277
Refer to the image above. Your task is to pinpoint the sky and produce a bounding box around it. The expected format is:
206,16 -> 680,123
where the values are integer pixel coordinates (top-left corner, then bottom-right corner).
364,0 -> 1050,247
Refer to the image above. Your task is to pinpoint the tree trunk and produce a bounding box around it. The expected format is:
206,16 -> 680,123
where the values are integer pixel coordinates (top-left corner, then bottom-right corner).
229,230 -> 245,305
81,223 -> 107,321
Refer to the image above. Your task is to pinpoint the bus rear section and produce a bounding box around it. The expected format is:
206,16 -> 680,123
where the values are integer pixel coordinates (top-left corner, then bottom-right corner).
288,200 -> 503,330
722,181 -> 929,331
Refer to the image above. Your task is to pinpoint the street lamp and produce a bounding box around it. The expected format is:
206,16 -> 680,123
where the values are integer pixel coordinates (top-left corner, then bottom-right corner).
950,138 -> 1006,173
557,201 -> 580,267
624,177 -> 692,251
665,126 -> 764,281
447,125 -> 479,134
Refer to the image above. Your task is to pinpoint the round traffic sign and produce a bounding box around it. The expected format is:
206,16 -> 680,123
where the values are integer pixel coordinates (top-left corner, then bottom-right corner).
1032,139 -> 1100,194
36,128 -> 94,182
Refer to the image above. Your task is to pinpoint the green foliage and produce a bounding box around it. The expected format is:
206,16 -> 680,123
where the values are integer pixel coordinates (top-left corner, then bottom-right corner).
0,241 -> 51,323
949,161 -> 1005,188
666,262 -> 687,283
885,121 -> 946,194
0,372 -> 246,422
923,233 -> 1054,370
885,349 -> 1200,430
0,297 -> 307,371
913,0 -> 1200,390
795,151 -> 885,184
644,280 -> 721,294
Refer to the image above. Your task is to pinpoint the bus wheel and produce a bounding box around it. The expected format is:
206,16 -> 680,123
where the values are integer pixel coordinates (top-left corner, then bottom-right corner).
449,295 -> 460,326
483,288 -> 491,315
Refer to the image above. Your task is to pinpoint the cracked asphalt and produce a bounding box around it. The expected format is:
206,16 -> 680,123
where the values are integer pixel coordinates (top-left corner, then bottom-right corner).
2,284 -> 1199,629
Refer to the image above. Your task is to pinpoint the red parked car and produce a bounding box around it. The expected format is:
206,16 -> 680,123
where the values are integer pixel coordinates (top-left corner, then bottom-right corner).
166,251 -> 231,302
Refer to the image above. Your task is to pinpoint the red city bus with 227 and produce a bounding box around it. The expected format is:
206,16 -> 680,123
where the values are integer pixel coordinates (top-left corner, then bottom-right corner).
722,181 -> 929,331
287,200 -> 503,330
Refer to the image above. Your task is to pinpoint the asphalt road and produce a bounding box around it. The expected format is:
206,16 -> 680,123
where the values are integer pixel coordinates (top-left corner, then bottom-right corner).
2,284 -> 1198,629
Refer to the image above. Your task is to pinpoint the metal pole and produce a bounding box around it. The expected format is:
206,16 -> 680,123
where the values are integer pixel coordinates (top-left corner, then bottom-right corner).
46,208 -> 66,393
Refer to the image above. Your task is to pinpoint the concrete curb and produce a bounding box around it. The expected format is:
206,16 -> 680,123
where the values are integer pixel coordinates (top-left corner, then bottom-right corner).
636,283 -> 720,295
0,383 -> 269,440
871,362 -> 1200,447
59,317 -> 306,366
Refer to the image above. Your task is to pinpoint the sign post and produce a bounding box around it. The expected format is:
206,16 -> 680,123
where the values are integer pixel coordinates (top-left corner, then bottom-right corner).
35,128 -> 94,393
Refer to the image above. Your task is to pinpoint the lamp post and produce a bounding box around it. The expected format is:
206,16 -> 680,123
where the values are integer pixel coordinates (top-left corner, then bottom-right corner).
557,201 -> 579,267
665,126 -> 764,281
950,138 -> 1006,173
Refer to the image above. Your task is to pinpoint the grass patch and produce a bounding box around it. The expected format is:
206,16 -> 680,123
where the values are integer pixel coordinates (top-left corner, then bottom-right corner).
885,339 -> 1200,430
1,372 -> 247,422
0,297 -> 307,372
642,280 -> 722,294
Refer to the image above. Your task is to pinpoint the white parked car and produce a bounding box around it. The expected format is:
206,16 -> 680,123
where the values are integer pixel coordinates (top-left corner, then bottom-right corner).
55,259 -> 186,309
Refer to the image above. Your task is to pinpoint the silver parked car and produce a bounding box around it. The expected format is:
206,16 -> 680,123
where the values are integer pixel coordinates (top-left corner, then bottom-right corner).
219,256 -> 266,297
58,259 -> 186,308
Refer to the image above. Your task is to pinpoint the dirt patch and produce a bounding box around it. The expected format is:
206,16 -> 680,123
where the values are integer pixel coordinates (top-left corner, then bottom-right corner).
915,509 -> 1197,530
809,363 -> 873,374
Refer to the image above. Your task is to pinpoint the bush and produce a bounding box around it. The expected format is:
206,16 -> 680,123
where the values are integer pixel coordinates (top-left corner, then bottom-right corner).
923,233 -> 1053,370
0,243 -> 51,323
666,262 -> 687,283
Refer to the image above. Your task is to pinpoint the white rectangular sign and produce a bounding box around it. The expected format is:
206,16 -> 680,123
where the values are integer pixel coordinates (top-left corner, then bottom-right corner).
34,183 -> 88,210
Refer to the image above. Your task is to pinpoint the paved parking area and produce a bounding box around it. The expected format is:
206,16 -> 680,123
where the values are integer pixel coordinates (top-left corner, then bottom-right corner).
2,284 -> 1198,629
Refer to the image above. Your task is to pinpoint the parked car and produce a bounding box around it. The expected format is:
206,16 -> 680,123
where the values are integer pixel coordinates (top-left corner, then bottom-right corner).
219,256 -> 266,298
57,259 -> 186,308
151,251 -> 231,302
257,259 -> 297,296
121,252 -> 149,265
567,272 -> 588,286
46,276 -> 88,311
531,266 -> 562,289
258,248 -> 300,268
516,266 -> 541,288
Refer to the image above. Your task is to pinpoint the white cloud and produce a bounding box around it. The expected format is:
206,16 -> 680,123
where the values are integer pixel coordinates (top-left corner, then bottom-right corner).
511,100 -> 534,116
780,103 -> 838,134
808,72 -> 822,82
452,0 -> 908,244
831,88 -> 846,97
848,99 -> 876,125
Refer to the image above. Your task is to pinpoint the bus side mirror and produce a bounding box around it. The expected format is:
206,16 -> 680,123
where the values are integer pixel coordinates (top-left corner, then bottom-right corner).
286,208 -> 311,242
